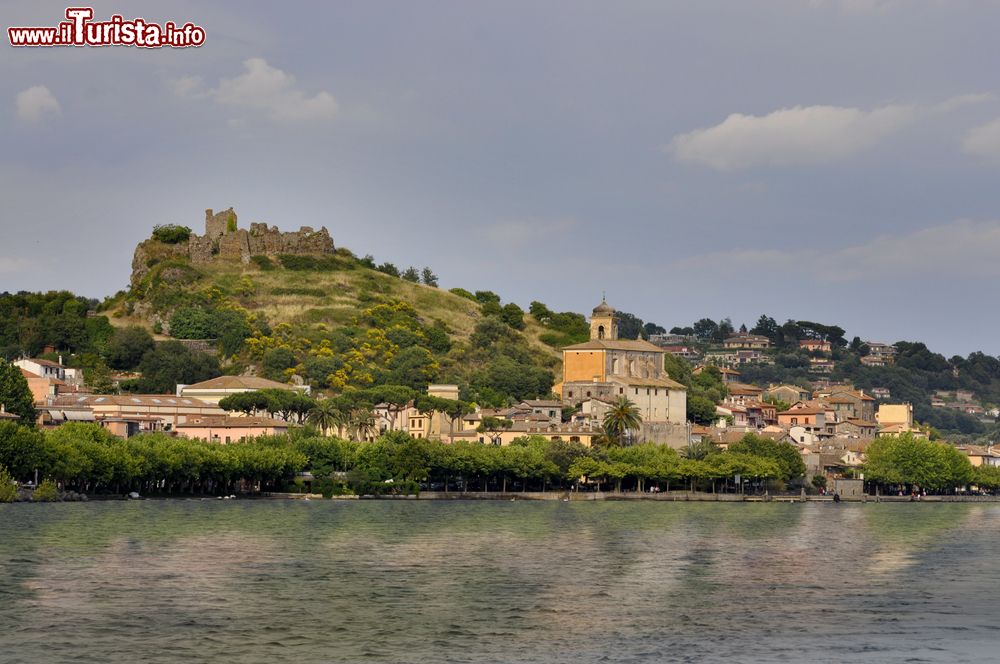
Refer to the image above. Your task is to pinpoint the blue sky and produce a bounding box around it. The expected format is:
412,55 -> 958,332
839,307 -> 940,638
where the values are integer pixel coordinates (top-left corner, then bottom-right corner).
3,0 -> 1000,356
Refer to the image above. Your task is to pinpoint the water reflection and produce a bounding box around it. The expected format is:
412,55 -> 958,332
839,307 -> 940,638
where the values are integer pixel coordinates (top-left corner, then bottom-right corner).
1,502 -> 998,663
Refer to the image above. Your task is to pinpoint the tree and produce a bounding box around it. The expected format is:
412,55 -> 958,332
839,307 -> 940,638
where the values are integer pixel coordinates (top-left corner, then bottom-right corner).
402,267 -> 421,282
477,416 -> 512,445
693,318 -> 719,341
385,347 -> 439,389
687,395 -> 718,425
0,360 -> 36,425
133,341 -> 220,394
307,399 -> 341,437
421,267 -> 438,287
602,396 -> 642,446
377,262 -> 400,277
728,433 -> 806,482
750,315 -> 779,342
105,326 -> 155,370
500,303 -> 525,330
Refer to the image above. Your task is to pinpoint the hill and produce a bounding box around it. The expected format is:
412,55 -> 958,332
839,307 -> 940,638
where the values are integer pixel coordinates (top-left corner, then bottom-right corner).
99,208 -> 577,407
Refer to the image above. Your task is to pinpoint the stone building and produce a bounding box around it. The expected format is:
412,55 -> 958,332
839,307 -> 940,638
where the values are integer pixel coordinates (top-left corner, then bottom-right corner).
555,299 -> 688,446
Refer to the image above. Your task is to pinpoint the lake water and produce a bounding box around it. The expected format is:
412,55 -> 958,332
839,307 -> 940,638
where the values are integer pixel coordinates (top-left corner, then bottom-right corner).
1,501 -> 998,663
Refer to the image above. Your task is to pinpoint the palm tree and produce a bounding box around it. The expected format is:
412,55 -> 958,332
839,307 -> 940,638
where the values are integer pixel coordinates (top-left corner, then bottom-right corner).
602,397 -> 641,446
349,408 -> 378,442
307,399 -> 340,437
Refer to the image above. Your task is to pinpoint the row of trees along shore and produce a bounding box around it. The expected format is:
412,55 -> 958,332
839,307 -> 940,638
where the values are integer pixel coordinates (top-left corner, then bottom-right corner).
2,421 -> 999,499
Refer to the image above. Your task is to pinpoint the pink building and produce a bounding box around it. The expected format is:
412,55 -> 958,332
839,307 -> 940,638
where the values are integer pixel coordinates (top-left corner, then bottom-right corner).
175,415 -> 290,443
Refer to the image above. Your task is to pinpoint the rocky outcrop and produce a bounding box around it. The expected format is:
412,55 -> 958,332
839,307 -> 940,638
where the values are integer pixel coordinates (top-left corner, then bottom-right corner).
130,207 -> 335,287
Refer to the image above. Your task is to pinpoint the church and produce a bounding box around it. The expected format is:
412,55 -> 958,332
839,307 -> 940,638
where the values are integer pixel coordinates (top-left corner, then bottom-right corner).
554,299 -> 687,425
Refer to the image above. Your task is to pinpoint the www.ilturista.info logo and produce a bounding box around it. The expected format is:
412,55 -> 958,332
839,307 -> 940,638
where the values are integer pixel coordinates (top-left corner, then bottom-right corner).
8,7 -> 205,48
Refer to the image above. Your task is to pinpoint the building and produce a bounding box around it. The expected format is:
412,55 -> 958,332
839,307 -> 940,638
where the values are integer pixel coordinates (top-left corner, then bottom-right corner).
177,375 -> 311,405
765,384 -> 812,405
46,394 -> 225,431
876,403 -> 914,430
176,415 -> 290,443
724,383 -> 764,406
13,357 -> 85,388
722,334 -> 771,350
865,342 -> 897,364
799,339 -> 832,353
557,299 -> 687,445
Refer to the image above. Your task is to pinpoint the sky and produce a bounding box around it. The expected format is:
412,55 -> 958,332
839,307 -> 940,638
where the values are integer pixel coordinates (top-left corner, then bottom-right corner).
3,0 -> 1000,357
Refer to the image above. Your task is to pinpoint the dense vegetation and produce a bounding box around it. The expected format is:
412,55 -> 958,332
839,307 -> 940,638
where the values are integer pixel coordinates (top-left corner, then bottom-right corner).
0,422 -> 810,498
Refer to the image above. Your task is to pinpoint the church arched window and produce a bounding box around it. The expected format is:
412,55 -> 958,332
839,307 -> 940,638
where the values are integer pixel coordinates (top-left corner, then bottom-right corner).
598,325 -> 605,339
612,357 -> 620,374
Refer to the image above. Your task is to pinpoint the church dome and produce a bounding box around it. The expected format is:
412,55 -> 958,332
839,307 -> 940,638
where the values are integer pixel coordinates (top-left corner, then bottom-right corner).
592,300 -> 615,316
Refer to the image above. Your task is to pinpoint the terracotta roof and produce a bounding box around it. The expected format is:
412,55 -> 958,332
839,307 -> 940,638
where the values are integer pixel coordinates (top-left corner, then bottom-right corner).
563,339 -> 664,353
181,375 -> 302,391
23,358 -> 63,368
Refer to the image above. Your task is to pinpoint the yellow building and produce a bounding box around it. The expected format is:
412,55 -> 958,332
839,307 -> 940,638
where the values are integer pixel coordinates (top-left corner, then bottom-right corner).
556,299 -> 686,425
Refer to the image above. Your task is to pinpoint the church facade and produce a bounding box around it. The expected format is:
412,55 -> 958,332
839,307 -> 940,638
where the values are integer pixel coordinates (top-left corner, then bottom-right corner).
555,300 -> 687,426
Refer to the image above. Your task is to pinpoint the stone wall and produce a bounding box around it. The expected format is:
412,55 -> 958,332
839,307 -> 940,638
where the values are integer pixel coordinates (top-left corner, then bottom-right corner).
131,206 -> 336,286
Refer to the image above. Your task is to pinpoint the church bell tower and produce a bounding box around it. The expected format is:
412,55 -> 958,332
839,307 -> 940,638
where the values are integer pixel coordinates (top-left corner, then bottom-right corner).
590,297 -> 618,340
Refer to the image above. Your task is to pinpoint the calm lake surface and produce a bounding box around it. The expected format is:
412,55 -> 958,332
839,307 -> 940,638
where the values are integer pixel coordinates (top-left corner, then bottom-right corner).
1,501 -> 998,663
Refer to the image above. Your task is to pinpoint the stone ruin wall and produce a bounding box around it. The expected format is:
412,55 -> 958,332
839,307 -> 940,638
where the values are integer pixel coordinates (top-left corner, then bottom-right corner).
131,207 -> 335,287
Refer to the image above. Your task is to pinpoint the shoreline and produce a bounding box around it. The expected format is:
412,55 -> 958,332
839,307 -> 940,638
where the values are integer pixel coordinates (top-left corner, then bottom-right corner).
258,491 -> 1000,503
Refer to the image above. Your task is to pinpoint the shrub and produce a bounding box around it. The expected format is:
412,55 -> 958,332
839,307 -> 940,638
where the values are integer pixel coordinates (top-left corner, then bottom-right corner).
0,466 -> 16,503
151,224 -> 192,244
251,255 -> 275,271
449,288 -> 476,301
277,254 -> 341,271
32,479 -> 59,502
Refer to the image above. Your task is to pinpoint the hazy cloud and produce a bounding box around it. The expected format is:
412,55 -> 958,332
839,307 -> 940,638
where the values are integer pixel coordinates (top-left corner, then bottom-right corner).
15,85 -> 61,123
962,118 -> 1000,159
174,58 -> 338,123
675,219 -> 1000,281
669,104 -> 913,170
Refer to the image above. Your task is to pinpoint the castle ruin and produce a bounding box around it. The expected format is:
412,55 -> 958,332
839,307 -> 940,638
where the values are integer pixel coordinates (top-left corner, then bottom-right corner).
131,207 -> 335,287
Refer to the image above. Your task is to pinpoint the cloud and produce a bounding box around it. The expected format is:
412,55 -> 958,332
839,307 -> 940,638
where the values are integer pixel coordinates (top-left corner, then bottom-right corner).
16,85 -> 61,123
481,218 -> 578,247
0,257 -> 32,273
962,118 -> 1000,159
669,104 -> 913,170
675,219 -> 1000,282
173,58 -> 337,123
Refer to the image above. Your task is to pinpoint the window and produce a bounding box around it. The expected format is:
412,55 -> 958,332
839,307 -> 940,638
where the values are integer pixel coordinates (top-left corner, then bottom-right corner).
598,325 -> 605,339
568,391 -> 574,398
619,388 -> 624,394
791,417 -> 798,425
586,391 -> 591,397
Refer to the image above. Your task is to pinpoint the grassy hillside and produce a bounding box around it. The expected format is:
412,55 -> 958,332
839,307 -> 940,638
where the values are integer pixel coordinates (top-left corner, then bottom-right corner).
107,242 -> 564,405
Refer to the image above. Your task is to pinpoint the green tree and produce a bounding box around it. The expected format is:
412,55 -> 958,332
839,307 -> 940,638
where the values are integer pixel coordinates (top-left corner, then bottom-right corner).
728,433 -> 806,482
500,303 -> 525,330
402,267 -> 421,282
105,326 -> 155,370
134,341 -> 221,394
687,395 -> 718,425
602,396 -> 642,446
307,399 -> 341,436
0,360 -> 36,425
421,267 -> 439,287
